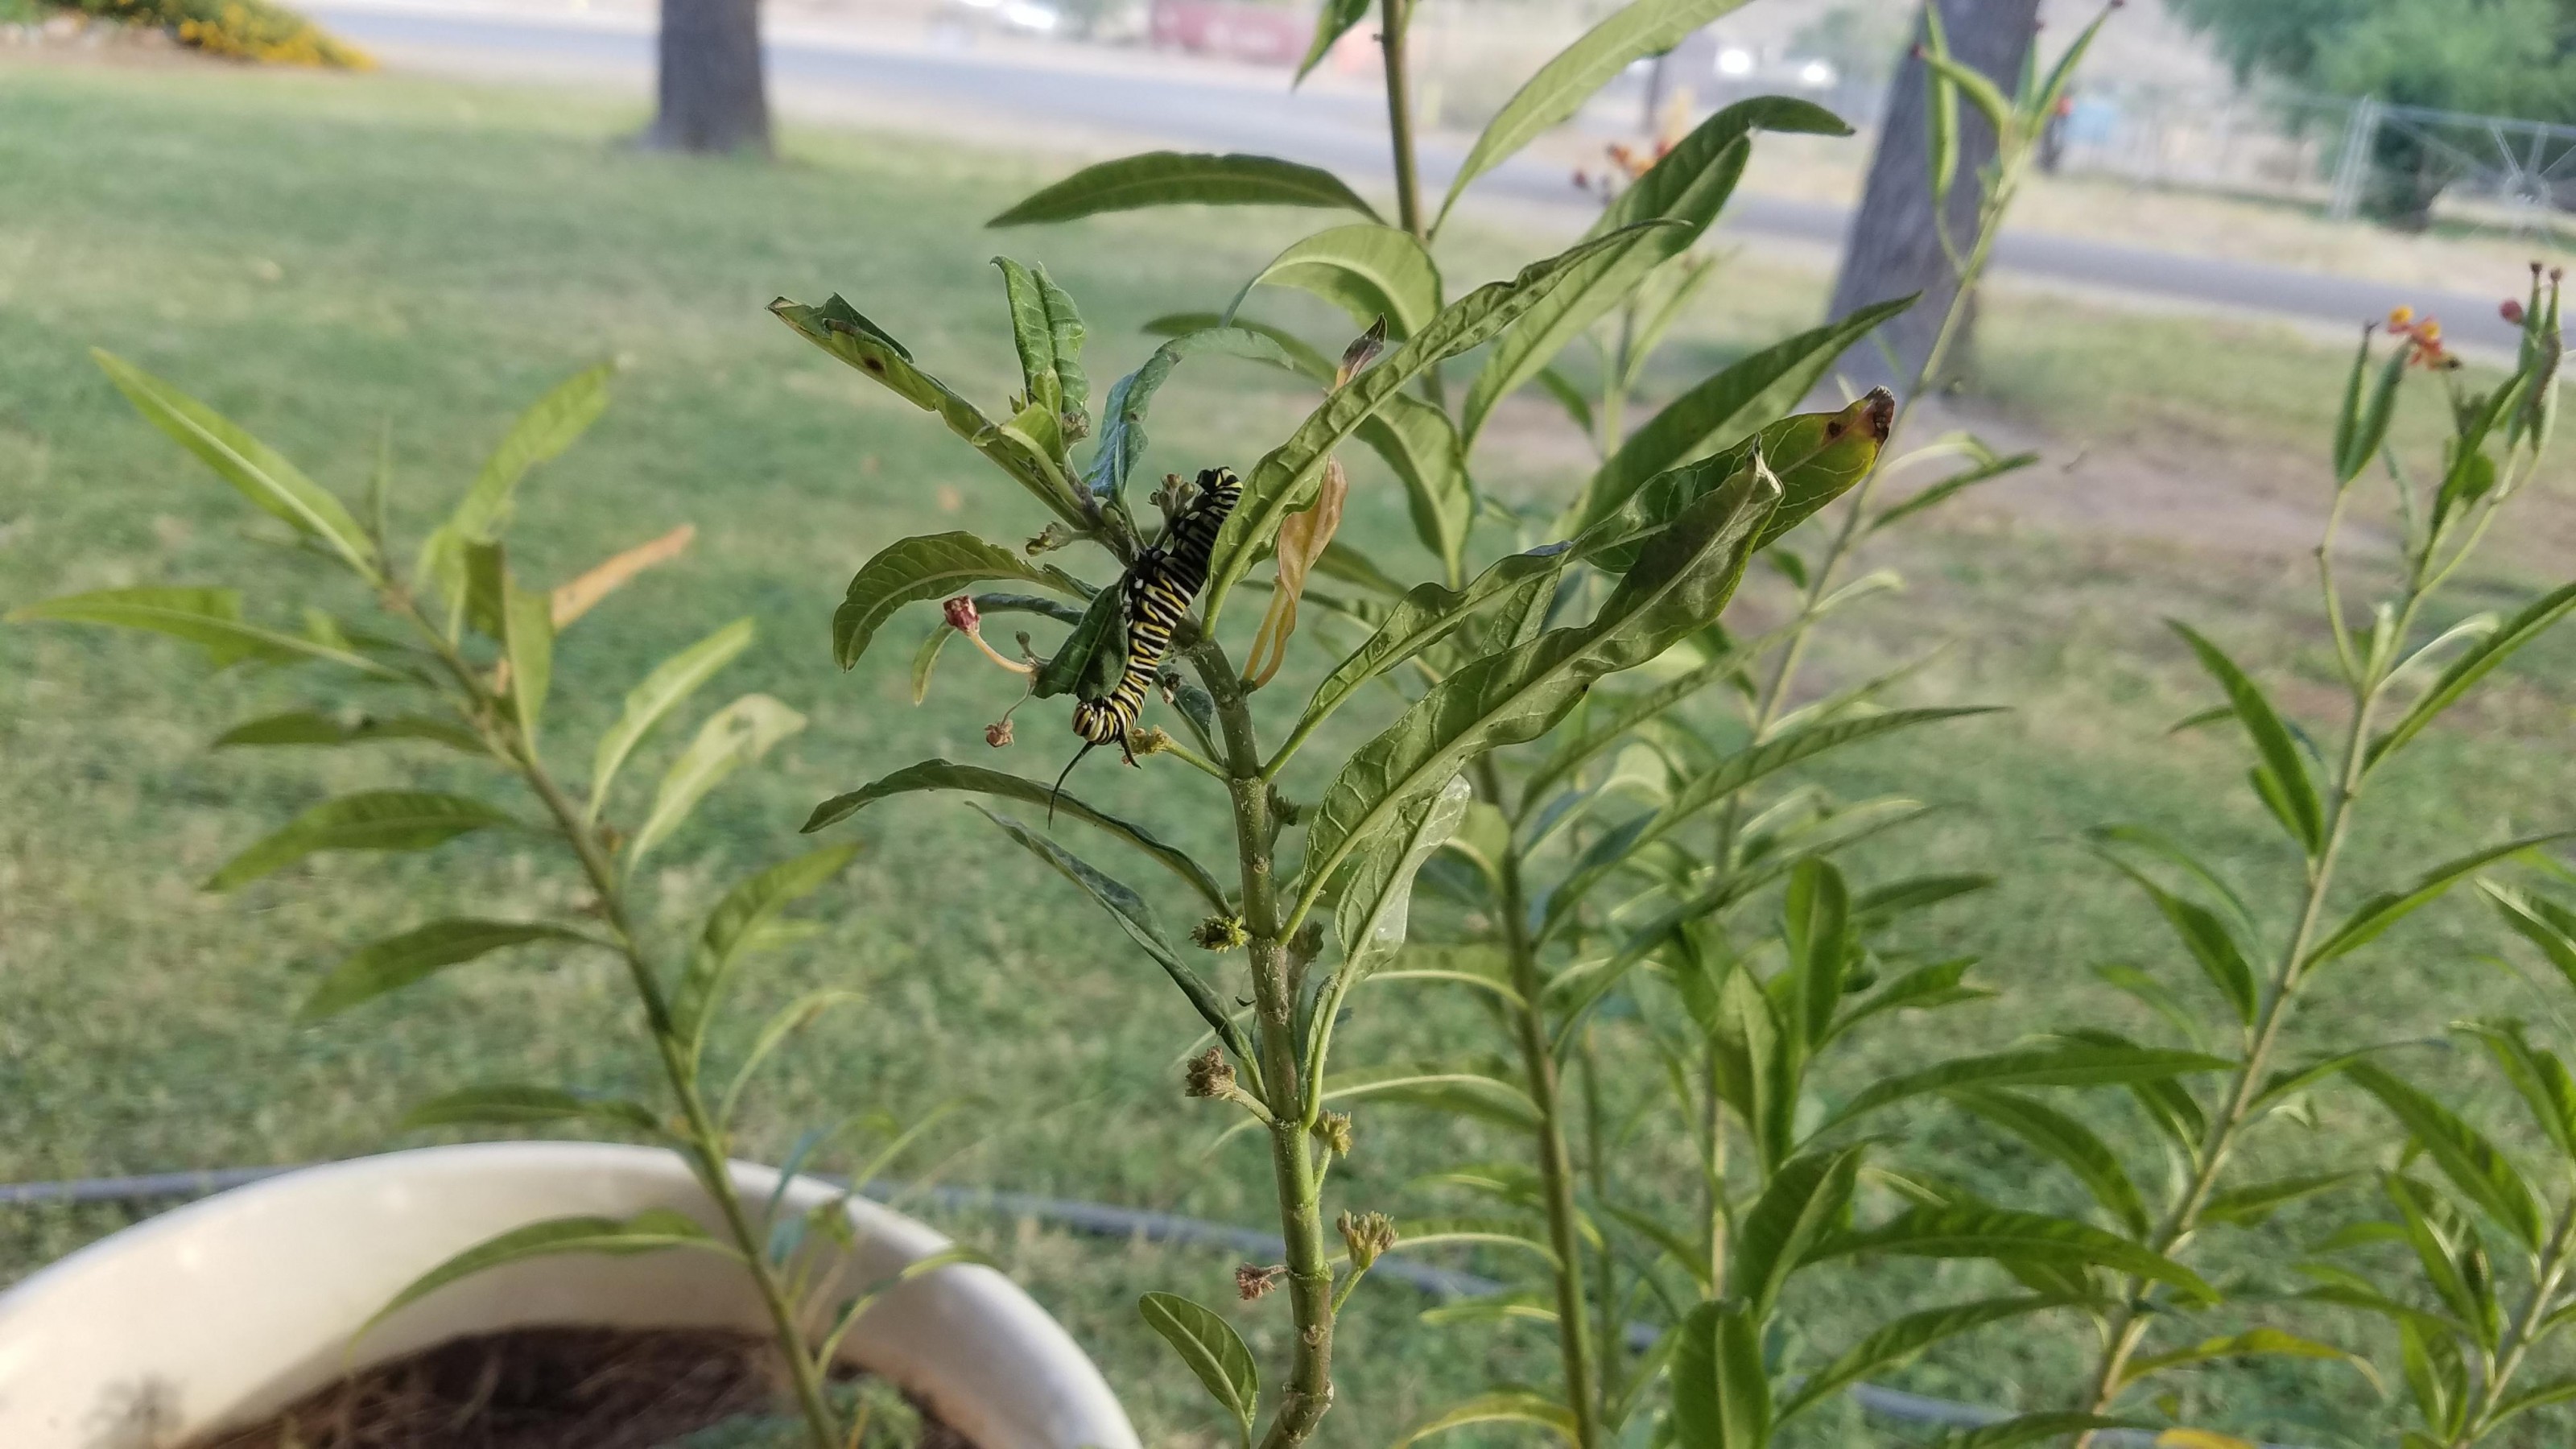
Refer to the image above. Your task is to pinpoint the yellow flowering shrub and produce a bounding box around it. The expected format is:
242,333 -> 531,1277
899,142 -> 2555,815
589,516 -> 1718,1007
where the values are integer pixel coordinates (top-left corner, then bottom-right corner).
74,0 -> 369,67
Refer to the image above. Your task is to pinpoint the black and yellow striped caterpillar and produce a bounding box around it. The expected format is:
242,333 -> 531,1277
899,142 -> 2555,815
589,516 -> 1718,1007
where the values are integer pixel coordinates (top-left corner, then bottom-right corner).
1067,466 -> 1240,763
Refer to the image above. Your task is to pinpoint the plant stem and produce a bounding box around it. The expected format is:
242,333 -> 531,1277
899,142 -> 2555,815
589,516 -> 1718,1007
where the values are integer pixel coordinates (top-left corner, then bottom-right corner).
1378,0 -> 1424,243
2460,1199 -> 2576,1444
1193,639 -> 1338,1449
1497,821 -> 1604,1449
394,596 -> 841,1449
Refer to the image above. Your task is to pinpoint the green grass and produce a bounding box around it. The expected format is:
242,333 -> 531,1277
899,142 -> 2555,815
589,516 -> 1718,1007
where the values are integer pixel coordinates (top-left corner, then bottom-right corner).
3,57 -> 2574,1449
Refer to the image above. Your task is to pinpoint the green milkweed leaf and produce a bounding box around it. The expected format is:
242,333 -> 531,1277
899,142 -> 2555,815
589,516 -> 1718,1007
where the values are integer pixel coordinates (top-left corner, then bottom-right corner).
625,695 -> 806,871
1563,296 -> 1913,535
1670,1300 -> 1768,1449
1820,1045 -> 2231,1133
1357,392 -> 1473,578
991,151 -> 1381,227
93,349 -> 378,581
1029,580 -> 1125,701
1143,312 -> 1335,381
1868,448 -> 2038,534
803,760 -> 1227,910
1137,1291 -> 1259,1439
2095,852 -> 2257,1028
1775,1295 -> 2083,1423
398,1083 -> 663,1135
2116,1327 -> 2381,1393
2201,1170 -> 2363,1227
2487,1376 -> 2576,1435
1940,1414 -> 2142,1449
2303,832 -> 2572,975
968,805 -> 1250,1067
1947,1088 -> 2151,1237
1810,1205 -> 2215,1300
2456,1018 -> 2576,1159
1084,326 -> 1298,508
2345,1061 -> 2545,1251
1310,1061 -> 1541,1132
993,258 -> 1088,423
1294,0 -> 1372,81
300,919 -> 603,1021
1390,1391 -> 1577,1448
213,710 -> 483,753
418,363 -> 613,611
1296,455 -> 1778,918
589,618 -> 754,822
1462,96 -> 1847,446
1203,224 -> 1669,627
362,1211 -> 730,1340
208,791 -> 516,891
832,532 -> 1084,671
1232,223 -> 1439,339
1436,0 -> 1765,230
2170,621 -> 2322,852
672,843 -> 864,1058
2368,580 -> 2576,770
1307,774 -> 1473,1105
1730,1144 -> 1862,1319
6,587 -> 411,679
771,296 -> 1085,526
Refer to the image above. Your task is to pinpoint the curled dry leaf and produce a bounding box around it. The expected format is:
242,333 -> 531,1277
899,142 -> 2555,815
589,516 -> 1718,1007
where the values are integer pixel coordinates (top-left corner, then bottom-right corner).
551,523 -> 696,629
1244,456 -> 1348,687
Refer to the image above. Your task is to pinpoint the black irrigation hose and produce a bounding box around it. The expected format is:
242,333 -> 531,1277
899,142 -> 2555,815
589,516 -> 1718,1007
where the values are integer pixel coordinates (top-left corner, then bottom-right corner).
0,1165 -> 2292,1447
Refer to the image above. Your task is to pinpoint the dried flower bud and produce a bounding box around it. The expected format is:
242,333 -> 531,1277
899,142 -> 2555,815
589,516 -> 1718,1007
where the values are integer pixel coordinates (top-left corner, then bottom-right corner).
1191,915 -> 1250,952
1059,408 -> 1090,443
1336,317 -> 1389,387
1337,1211 -> 1397,1271
1313,1110 -> 1354,1156
1025,522 -> 1075,555
984,719 -> 1015,748
1236,1263 -> 1284,1301
2504,298 -> 2528,324
1265,787 -> 1304,826
943,595 -> 980,631
1184,1047 -> 1236,1100
1130,725 -> 1173,757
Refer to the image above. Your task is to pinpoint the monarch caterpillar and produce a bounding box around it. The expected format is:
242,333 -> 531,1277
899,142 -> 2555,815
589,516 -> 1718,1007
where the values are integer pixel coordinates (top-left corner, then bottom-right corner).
1050,469 -> 1239,812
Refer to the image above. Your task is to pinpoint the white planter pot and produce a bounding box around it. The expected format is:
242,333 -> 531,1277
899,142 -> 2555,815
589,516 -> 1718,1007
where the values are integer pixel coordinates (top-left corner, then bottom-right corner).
0,1141 -> 1139,1449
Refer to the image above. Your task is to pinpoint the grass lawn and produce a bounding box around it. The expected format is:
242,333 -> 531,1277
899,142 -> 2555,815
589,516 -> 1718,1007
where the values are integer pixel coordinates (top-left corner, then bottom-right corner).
5,55 -> 2575,1448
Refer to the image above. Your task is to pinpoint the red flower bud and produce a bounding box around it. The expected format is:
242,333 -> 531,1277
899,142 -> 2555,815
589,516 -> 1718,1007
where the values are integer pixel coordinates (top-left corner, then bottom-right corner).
943,595 -> 980,631
2503,298 -> 2527,324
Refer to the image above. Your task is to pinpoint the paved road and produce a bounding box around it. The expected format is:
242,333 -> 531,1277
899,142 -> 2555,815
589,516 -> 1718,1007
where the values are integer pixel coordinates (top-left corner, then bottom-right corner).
308,2 -> 2522,354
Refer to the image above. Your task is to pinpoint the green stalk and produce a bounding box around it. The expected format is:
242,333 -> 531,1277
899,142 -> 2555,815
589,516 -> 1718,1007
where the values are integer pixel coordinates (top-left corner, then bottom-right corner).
1496,819 -> 1604,1449
2459,1199 -> 2576,1445
392,592 -> 843,1449
1193,639 -> 1339,1449
1379,0 -> 1424,243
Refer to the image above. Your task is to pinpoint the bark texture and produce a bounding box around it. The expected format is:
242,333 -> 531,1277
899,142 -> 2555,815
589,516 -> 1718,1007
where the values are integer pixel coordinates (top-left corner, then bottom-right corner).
1825,0 -> 2041,392
650,0 -> 772,155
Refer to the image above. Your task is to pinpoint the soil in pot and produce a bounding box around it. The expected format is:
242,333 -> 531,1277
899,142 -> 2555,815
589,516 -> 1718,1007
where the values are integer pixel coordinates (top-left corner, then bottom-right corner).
189,1325 -> 977,1449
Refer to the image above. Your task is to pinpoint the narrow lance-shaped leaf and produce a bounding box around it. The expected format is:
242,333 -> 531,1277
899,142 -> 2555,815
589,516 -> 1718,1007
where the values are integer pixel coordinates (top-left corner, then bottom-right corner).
992,258 -> 1087,423
1730,1144 -> 1863,1319
2171,620 -> 2322,852
991,151 -> 1381,227
832,533 -> 1084,671
803,760 -> 1228,910
2369,580 -> 2576,770
1562,295 -> 1914,535
1462,97 -> 1850,445
1296,456 -> 1780,917
2345,1061 -> 2545,1251
771,296 -> 1086,526
1203,224 -> 1672,627
213,711 -> 485,753
1809,1204 -> 2217,1300
1868,448 -> 2038,534
92,349 -> 379,581
360,1211 -> 729,1340
1670,1301 -> 1769,1449
1030,581 -> 1125,701
418,362 -> 613,607
1435,0 -> 1761,231
625,695 -> 807,871
1304,775 -> 1473,1112
1084,327 -> 1298,508
1776,1295 -> 2084,1423
301,919 -> 602,1022
399,1083 -> 663,1136
1389,1393 -> 1578,1449
1137,1292 -> 1258,1442
1578,391 -> 1896,571
2096,853 -> 2258,1029
589,618 -> 754,822
1231,224 -> 1440,340
671,842 -> 864,1057
968,805 -> 1252,1067
2303,832 -> 2572,975
207,791 -> 515,892
1819,1044 -> 2232,1134
1359,392 -> 1473,576
4,587 -> 410,680
2116,1327 -> 2382,1393
1947,1088 -> 2152,1237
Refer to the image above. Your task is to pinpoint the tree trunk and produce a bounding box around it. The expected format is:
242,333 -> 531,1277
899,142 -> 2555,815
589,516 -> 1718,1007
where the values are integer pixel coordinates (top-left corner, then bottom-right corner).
649,0 -> 771,155
1824,0 -> 2040,394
